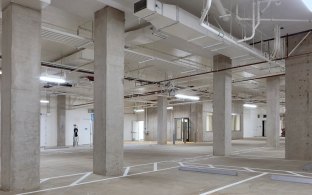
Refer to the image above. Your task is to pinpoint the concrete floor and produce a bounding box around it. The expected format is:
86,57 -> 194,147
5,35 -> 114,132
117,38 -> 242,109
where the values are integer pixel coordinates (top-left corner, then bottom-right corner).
1,138 -> 312,195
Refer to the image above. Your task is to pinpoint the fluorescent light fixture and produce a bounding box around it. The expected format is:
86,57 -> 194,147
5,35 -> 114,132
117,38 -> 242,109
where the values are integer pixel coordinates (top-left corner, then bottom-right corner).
175,94 -> 200,101
243,104 -> 257,108
134,109 -> 145,113
302,0 -> 312,12
40,100 -> 50,104
40,76 -> 66,84
0,70 -> 2,75
167,107 -> 173,110
232,113 -> 237,116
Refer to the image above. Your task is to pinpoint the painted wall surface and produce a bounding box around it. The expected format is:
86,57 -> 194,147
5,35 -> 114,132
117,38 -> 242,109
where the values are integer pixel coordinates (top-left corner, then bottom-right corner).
243,108 -> 259,138
40,97 -> 138,147
203,102 -> 244,142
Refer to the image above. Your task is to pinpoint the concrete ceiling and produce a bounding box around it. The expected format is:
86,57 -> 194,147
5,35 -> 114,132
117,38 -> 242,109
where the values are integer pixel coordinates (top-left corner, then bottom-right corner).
20,0 -> 307,107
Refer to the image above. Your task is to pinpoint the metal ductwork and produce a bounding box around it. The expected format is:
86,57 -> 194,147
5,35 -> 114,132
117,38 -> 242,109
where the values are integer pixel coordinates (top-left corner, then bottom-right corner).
134,0 -> 276,63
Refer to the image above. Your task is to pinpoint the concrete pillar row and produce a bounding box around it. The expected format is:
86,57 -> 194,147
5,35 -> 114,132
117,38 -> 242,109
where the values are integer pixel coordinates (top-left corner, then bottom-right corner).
1,2 -> 41,191
266,77 -> 280,148
212,55 -> 232,156
157,96 -> 168,145
93,6 -> 125,176
57,95 -> 66,147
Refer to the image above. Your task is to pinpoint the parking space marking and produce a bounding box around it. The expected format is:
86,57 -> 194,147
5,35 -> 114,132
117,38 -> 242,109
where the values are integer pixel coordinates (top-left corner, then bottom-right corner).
70,172 -> 92,186
200,173 -> 268,195
154,163 -> 158,171
123,167 -> 130,176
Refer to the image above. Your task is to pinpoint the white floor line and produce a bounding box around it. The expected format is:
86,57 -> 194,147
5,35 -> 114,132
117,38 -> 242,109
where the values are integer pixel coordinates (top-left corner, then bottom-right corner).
123,167 -> 130,176
286,171 -> 304,177
40,178 -> 50,184
41,172 -> 89,180
178,162 -> 184,167
199,173 -> 268,195
243,167 -> 256,172
69,172 -> 92,186
154,163 -> 158,171
17,166 -> 180,195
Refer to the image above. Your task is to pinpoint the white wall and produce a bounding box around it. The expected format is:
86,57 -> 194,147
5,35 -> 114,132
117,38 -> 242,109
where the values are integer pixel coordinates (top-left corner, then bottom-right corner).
40,97 -> 57,147
40,97 -> 138,147
243,108 -> 259,138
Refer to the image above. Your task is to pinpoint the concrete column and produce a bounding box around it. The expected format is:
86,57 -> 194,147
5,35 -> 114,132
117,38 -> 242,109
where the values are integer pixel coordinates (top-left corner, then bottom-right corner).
213,55 -> 232,156
285,54 -> 312,160
190,103 -> 204,142
93,6 -> 125,176
157,96 -> 168,145
1,3 -> 41,191
57,95 -> 66,147
266,77 -> 280,148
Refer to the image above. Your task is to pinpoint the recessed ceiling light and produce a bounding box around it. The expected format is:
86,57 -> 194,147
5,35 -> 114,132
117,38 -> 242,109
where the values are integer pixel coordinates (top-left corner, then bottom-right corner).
302,0 -> 312,12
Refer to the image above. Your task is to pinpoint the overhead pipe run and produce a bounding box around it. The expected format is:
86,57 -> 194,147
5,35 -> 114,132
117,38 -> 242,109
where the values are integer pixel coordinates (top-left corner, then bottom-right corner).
237,0 -> 312,23
237,0 -> 261,43
198,0 -> 274,63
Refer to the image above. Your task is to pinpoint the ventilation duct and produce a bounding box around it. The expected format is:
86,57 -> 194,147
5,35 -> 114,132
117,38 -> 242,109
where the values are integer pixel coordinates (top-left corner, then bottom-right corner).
134,0 -> 275,63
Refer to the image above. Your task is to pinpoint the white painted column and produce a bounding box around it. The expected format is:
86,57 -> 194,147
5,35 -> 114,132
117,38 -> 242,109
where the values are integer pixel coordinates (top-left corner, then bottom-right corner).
157,96 -> 168,145
1,2 -> 41,191
57,95 -> 66,147
93,6 -> 125,176
266,77 -> 280,148
285,54 -> 312,160
213,55 -> 232,156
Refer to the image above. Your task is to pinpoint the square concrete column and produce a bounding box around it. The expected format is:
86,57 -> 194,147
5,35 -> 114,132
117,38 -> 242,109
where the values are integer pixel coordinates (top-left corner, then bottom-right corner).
93,6 -> 125,176
157,96 -> 168,145
57,95 -> 66,147
285,55 -> 312,160
1,3 -> 41,191
213,55 -> 232,156
190,103 -> 204,142
266,77 -> 280,148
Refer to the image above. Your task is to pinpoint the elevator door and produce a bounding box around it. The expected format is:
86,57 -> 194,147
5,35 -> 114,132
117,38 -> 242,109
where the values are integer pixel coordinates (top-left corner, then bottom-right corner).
174,118 -> 190,143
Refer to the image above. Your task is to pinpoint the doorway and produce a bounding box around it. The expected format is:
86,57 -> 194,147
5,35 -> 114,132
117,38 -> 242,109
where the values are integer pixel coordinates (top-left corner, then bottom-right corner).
132,121 -> 144,141
262,120 -> 266,137
174,118 -> 190,143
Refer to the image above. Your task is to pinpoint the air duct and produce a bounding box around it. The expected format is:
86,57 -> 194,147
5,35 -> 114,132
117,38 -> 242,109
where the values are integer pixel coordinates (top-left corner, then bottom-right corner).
134,0 -> 274,63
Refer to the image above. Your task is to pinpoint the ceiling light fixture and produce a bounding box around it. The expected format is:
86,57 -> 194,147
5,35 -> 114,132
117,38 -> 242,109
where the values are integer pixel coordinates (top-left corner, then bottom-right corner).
302,0 -> 312,12
167,107 -> 173,110
40,100 -> 50,104
243,104 -> 258,108
134,109 -> 145,113
175,94 -> 200,101
40,75 -> 66,84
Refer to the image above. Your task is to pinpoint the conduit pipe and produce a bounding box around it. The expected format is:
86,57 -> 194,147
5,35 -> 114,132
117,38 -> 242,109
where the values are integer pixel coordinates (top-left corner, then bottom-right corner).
237,0 -> 261,42
214,0 -> 230,21
198,0 -> 273,63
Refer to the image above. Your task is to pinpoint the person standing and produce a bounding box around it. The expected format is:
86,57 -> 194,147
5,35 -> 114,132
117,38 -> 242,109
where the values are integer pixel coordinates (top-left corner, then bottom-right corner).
73,124 -> 79,147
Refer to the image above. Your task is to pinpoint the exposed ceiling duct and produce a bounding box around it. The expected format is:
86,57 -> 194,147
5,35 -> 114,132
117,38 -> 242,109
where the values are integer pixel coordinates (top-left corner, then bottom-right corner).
133,0 -> 277,64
